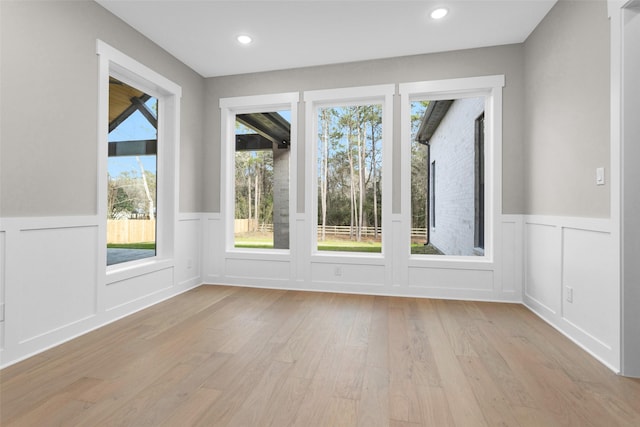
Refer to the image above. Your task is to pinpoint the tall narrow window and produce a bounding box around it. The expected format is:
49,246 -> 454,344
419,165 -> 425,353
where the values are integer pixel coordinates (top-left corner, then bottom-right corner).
316,104 -> 383,253
409,96 -> 485,256
221,92 -> 298,255
98,40 -> 181,276
475,113 -> 485,251
233,110 -> 291,250
107,77 -> 158,265
305,85 -> 393,257
401,75 -> 503,259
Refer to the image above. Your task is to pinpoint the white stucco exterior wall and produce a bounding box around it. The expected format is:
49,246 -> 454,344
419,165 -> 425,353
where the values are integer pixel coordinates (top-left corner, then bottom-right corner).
429,97 -> 485,256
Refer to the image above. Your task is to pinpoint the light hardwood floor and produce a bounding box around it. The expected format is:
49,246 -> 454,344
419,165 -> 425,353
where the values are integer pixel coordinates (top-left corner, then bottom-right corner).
1,285 -> 639,426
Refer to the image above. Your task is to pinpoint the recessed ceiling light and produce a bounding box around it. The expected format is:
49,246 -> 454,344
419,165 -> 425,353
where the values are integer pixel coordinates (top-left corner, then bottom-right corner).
430,8 -> 448,20
237,35 -> 252,45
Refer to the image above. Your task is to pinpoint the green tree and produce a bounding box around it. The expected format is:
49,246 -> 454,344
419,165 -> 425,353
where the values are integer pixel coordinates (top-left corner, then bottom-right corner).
317,104 -> 383,242
410,101 -> 430,236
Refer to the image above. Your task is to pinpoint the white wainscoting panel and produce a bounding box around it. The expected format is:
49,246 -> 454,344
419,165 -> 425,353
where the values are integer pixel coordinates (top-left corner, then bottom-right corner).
408,267 -> 493,292
0,217 -> 102,366
225,258 -> 291,283
523,215 -> 619,372
501,216 -> 523,296
176,214 -> 203,288
294,216 -> 308,286
524,222 -> 561,315
0,214 -> 204,369
562,227 -> 617,354
0,230 -> 6,351
105,268 -> 174,312
19,225 -> 98,342
203,214 -> 223,283
391,216 -> 405,288
311,262 -> 386,287
204,215 -> 522,302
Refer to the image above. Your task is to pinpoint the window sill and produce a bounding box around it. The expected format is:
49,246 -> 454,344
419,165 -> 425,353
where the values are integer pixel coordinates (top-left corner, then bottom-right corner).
225,248 -> 291,261
311,251 -> 385,265
408,254 -> 493,269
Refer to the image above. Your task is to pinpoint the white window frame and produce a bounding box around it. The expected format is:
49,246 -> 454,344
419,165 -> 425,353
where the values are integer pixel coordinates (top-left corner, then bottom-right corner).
220,92 -> 299,256
97,40 -> 181,283
304,84 -> 394,259
400,75 -> 504,264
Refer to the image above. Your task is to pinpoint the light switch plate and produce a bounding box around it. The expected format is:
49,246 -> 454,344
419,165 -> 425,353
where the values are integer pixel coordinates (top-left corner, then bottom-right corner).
596,167 -> 605,185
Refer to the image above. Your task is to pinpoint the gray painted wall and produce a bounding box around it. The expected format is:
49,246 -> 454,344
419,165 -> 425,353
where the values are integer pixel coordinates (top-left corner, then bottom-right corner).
0,0 -> 611,220
204,45 -> 526,215
0,0 -> 205,216
523,0 -> 610,217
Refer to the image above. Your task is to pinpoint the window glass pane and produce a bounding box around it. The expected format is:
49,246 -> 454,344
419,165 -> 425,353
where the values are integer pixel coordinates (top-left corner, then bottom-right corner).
234,110 -> 291,250
107,77 -> 157,265
317,104 -> 382,253
410,97 -> 485,256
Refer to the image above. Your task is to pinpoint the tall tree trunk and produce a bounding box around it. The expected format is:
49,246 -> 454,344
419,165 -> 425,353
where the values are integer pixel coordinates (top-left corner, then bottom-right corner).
357,118 -> 364,242
247,172 -> 252,224
254,171 -> 260,232
348,144 -> 356,240
136,156 -> 154,219
371,118 -> 378,238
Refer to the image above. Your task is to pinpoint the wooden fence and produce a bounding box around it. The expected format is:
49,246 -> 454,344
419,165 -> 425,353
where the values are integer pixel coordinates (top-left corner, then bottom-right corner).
108,219 -> 426,243
317,226 -> 427,238
107,219 -> 156,244
317,225 -> 381,237
235,220 -> 427,238
233,219 -> 264,233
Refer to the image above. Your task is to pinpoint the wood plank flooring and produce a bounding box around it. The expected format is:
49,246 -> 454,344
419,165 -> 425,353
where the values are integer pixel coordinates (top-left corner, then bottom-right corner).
1,285 -> 639,426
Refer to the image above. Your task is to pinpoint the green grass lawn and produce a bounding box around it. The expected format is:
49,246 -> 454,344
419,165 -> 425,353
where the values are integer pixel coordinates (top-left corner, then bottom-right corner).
107,242 -> 156,250
318,240 -> 381,253
234,242 -> 274,249
235,234 -> 383,252
411,243 -> 443,255
235,234 -> 444,254
109,239 -> 440,255
234,233 -> 274,249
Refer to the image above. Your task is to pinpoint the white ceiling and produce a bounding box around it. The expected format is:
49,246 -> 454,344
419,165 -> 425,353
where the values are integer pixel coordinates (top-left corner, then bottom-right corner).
96,0 -> 557,78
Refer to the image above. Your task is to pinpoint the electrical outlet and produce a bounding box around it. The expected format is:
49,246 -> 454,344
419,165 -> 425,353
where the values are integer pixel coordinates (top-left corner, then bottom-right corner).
566,287 -> 573,303
334,266 -> 342,277
0,303 -> 4,322
187,258 -> 193,269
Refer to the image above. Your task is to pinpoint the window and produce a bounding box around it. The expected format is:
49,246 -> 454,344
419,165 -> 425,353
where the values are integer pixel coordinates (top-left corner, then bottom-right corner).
97,40 -> 181,276
305,85 -> 393,256
220,92 -> 298,254
411,96 -> 485,256
233,110 -> 291,250
316,104 -> 382,252
400,75 -> 504,259
107,78 -> 158,265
